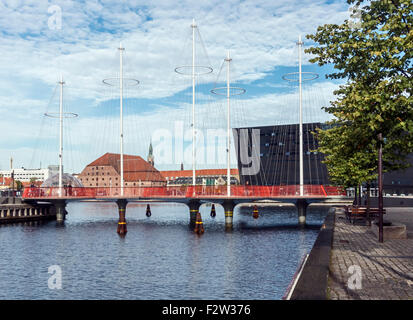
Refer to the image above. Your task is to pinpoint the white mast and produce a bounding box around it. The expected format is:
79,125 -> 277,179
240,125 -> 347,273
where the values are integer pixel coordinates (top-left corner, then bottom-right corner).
191,19 -> 196,187
298,35 -> 304,197
58,74 -> 64,197
119,42 -> 125,196
211,52 -> 244,196
226,50 -> 231,196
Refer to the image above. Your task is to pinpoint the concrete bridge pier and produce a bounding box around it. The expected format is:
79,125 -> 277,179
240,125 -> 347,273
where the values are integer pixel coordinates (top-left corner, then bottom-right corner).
296,199 -> 308,226
116,199 -> 128,235
223,200 -> 235,231
188,200 -> 200,229
54,200 -> 67,223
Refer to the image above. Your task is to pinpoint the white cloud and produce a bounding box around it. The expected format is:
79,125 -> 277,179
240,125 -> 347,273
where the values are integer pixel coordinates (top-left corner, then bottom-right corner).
0,0 -> 351,170
7,79 -> 340,173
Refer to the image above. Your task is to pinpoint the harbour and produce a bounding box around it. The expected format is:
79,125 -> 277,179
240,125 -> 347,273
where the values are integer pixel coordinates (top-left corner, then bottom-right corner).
0,0 -> 411,307
0,202 -> 329,300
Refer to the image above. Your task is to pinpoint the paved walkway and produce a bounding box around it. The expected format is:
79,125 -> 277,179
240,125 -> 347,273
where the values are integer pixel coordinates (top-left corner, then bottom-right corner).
327,208 -> 413,300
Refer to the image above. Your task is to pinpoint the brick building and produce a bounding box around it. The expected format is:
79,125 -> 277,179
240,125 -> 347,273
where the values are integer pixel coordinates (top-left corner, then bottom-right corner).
160,168 -> 239,186
78,153 -> 166,187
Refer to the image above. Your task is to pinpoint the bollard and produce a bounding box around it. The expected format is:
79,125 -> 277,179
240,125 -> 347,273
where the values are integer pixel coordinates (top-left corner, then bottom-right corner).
188,200 -> 200,229
223,200 -> 235,231
194,211 -> 204,235
210,204 -> 216,218
297,199 -> 308,226
253,205 -> 259,219
146,204 -> 152,217
116,199 -> 128,235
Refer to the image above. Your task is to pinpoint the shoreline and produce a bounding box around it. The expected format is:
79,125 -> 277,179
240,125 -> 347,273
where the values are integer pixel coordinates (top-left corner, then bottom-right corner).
288,207 -> 335,299
289,206 -> 413,299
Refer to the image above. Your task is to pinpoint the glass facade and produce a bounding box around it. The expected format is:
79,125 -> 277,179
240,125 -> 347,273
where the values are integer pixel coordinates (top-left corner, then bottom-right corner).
233,122 -> 330,186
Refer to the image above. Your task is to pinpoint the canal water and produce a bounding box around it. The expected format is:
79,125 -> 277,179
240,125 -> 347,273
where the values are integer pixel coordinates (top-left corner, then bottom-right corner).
0,202 -> 329,300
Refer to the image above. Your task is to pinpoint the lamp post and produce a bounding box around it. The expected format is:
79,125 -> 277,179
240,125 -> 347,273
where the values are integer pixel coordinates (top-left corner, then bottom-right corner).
378,133 -> 384,243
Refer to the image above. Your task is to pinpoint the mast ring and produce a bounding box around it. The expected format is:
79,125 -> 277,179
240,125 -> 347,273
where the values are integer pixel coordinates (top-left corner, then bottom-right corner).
44,112 -> 78,118
102,78 -> 140,86
282,72 -> 319,82
211,86 -> 246,96
175,65 -> 213,76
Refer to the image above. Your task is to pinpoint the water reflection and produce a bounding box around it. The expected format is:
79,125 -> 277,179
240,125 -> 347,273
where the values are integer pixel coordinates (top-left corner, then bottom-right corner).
0,202 -> 329,300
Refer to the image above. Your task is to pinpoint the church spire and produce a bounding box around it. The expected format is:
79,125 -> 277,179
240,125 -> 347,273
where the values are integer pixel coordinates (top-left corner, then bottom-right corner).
147,141 -> 154,166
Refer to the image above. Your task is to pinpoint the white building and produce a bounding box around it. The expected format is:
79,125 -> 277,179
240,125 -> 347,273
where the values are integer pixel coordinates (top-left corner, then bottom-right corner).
0,165 -> 59,182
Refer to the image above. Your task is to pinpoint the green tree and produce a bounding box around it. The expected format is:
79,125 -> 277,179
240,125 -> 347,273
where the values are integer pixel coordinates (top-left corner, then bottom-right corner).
307,0 -> 412,190
316,121 -> 377,189
30,177 -> 38,184
11,180 -> 23,191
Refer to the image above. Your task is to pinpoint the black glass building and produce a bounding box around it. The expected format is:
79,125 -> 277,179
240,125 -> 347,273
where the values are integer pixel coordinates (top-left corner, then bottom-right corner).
382,154 -> 413,195
233,122 -> 330,186
234,123 -> 413,195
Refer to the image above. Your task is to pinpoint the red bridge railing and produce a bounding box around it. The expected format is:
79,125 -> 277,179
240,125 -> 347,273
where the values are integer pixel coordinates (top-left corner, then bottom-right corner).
22,185 -> 346,199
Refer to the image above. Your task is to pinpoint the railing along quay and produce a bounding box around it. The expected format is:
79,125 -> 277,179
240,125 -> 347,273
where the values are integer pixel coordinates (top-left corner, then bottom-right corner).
0,199 -> 56,224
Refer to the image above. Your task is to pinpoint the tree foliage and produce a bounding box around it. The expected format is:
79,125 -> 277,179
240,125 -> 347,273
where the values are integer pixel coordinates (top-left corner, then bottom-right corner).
10,180 -> 23,191
307,0 -> 412,187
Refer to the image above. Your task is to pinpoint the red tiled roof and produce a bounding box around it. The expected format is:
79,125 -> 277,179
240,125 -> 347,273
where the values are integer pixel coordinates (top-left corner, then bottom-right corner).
0,177 -> 42,187
0,177 -> 12,185
22,181 -> 42,187
160,168 -> 239,178
86,153 -> 165,182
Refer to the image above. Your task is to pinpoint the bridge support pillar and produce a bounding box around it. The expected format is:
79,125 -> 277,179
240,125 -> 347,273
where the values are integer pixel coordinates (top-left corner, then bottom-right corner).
223,200 -> 235,231
116,199 -> 128,235
54,200 -> 67,223
188,200 -> 200,229
296,199 -> 308,226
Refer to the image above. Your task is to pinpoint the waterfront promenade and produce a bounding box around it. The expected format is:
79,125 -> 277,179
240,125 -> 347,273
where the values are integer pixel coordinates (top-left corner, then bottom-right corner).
328,208 -> 413,300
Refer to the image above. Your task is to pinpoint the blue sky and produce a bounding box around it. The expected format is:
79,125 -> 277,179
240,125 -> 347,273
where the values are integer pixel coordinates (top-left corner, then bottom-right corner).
0,0 -> 353,173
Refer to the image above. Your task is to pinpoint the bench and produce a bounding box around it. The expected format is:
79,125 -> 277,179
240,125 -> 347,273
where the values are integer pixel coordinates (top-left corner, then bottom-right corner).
345,206 -> 386,224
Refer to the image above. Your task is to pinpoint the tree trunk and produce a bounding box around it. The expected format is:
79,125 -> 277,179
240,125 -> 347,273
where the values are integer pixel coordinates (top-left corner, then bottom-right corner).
354,186 -> 358,206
